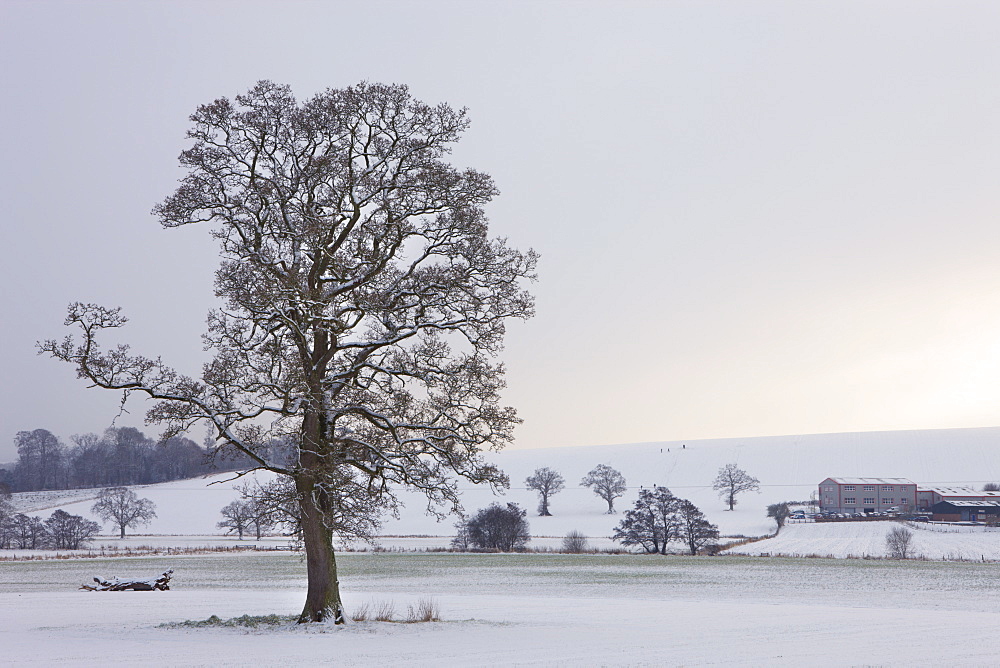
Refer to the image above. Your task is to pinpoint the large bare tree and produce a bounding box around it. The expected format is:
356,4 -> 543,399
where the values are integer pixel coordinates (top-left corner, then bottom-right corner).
40,81 -> 536,623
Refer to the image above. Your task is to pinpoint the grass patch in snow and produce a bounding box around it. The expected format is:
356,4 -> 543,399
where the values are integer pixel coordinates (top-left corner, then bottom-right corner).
352,598 -> 441,623
162,613 -> 297,629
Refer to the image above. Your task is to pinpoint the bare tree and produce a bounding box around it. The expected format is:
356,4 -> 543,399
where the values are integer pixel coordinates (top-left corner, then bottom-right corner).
581,464 -> 627,513
984,482 -> 1000,492
525,467 -> 565,516
676,499 -> 719,555
450,519 -> 472,551
612,487 -> 680,554
40,80 -> 536,624
0,491 -> 14,549
14,429 -> 66,491
233,484 -> 277,541
9,514 -> 46,549
91,487 -> 156,538
460,502 -> 530,551
45,509 -> 100,549
218,500 -> 255,540
886,525 -> 914,559
712,463 -> 760,511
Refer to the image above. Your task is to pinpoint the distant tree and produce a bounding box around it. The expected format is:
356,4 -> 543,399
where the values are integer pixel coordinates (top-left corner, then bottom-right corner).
462,503 -> 530,551
91,487 -> 157,538
581,465 -> 628,513
44,509 -> 100,549
9,514 -> 46,549
676,500 -> 719,555
613,487 -> 680,554
0,488 -> 12,521
244,494 -> 276,541
712,464 -> 760,511
767,502 -> 791,530
0,518 -> 11,549
0,491 -> 14,549
14,429 -> 66,491
450,520 -> 472,551
238,479 -> 302,539
525,467 -> 565,516
233,481 -> 290,541
561,530 -> 589,554
885,525 -> 914,559
984,482 -> 1000,492
218,500 -> 255,540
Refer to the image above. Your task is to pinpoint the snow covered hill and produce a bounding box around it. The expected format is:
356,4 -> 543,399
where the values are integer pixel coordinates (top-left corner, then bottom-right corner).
18,425 -> 1000,544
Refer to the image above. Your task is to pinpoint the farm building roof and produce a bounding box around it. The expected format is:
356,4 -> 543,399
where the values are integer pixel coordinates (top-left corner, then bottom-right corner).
919,486 -> 1000,497
933,500 -> 1000,508
825,477 -> 915,485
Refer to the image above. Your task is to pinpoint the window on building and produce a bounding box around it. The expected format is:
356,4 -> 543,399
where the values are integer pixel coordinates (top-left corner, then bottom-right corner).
864,485 -> 874,491
863,498 -> 875,505
882,498 -> 893,504
882,486 -> 894,491
844,485 -> 856,491
900,498 -> 909,505
844,497 -> 856,504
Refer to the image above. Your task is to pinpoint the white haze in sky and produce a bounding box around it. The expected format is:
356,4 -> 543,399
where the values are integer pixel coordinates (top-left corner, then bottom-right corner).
4,1 -> 1000,461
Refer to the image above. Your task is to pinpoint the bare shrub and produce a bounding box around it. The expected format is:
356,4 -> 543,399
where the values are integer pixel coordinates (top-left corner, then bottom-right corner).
886,525 -> 914,559
562,530 -> 589,553
405,598 -> 441,623
353,599 -> 440,623
373,600 -> 396,622
351,602 -> 371,622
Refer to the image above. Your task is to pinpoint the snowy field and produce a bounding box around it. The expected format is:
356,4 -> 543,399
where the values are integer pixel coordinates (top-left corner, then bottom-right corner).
8,428 -> 1000,664
732,520 -> 1000,561
4,551 -> 1000,666
17,425 -> 1000,546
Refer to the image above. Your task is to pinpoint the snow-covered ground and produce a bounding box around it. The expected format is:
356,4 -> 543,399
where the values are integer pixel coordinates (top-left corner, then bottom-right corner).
730,519 -> 1000,560
8,427 -> 1000,665
4,551 -> 1000,666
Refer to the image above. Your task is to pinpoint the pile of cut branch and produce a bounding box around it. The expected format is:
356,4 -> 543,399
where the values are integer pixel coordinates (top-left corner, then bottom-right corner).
80,569 -> 173,591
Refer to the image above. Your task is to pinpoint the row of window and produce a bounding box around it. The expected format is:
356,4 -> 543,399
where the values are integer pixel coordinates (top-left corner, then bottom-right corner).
839,497 -> 909,505
842,485 -> 905,492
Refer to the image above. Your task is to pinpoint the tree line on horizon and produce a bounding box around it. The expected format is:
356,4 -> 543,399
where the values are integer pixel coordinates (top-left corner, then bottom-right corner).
0,427 -> 296,493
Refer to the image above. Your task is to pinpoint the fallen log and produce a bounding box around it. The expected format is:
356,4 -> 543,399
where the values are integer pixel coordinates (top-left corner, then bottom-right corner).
80,569 -> 173,591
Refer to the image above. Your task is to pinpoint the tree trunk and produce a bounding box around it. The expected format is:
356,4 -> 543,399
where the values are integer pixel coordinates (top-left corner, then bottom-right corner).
119,525 -> 125,539
296,476 -> 345,624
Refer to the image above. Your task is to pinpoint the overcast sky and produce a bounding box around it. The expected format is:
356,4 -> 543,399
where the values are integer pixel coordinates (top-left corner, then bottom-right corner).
4,1 -> 1000,461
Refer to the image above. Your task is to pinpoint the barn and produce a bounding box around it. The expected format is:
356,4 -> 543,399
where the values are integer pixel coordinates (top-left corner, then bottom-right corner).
930,500 -> 1000,522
